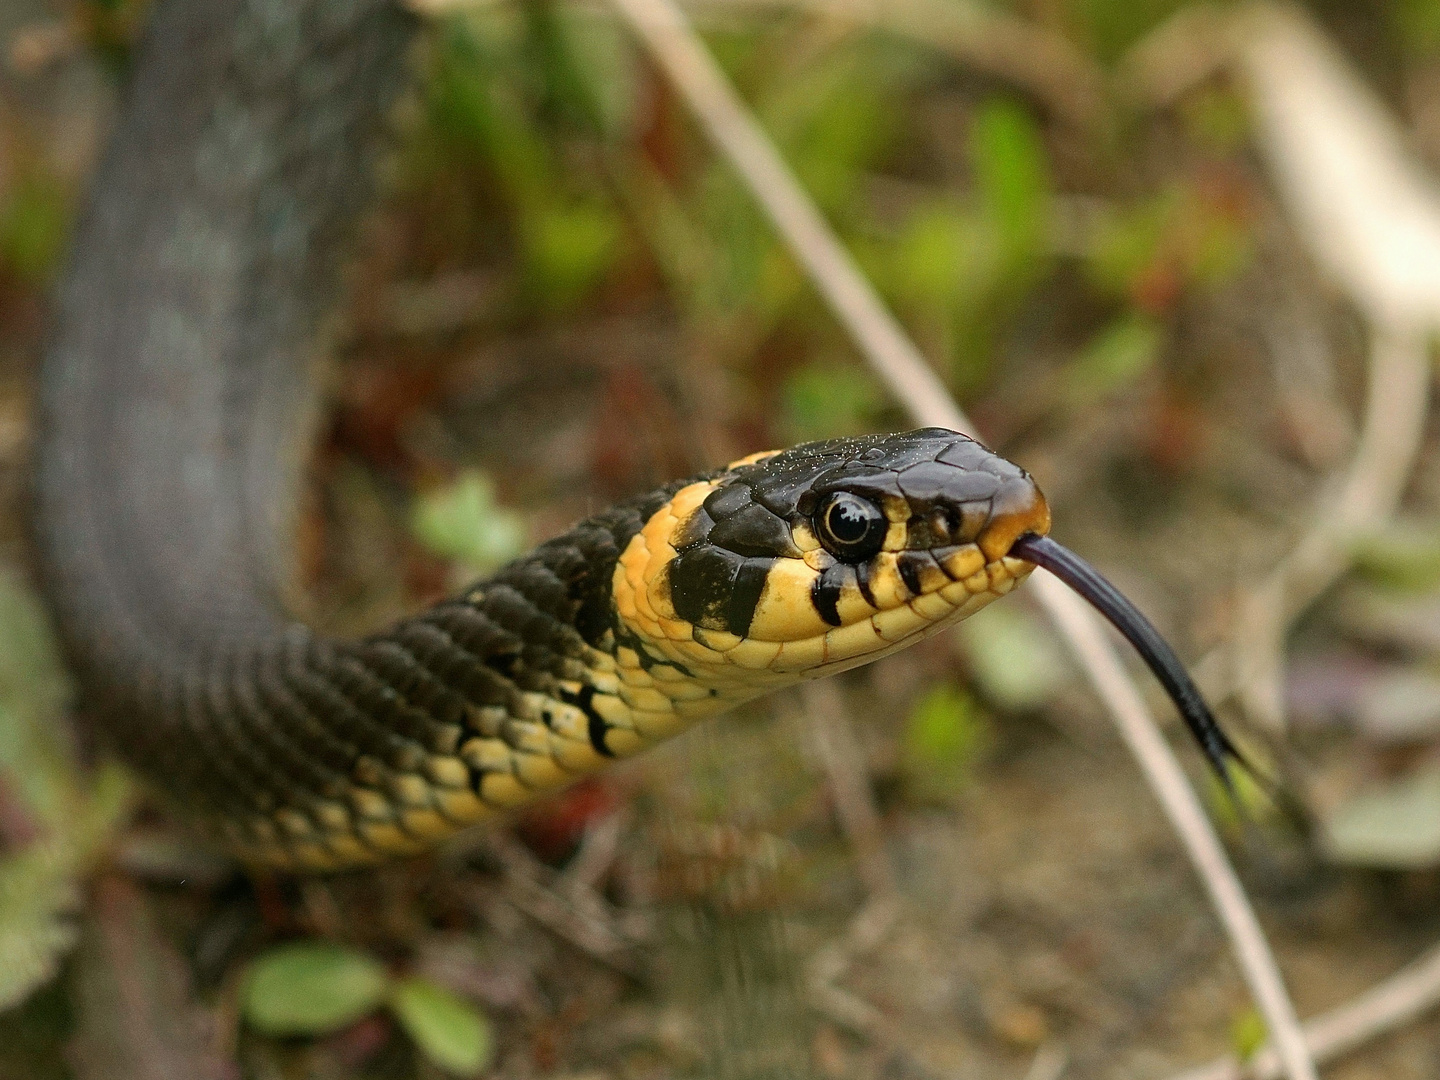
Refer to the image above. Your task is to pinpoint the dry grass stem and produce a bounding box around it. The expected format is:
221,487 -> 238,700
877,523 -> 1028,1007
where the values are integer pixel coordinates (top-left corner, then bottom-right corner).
1168,938 -> 1440,1080
610,0 -> 1318,1076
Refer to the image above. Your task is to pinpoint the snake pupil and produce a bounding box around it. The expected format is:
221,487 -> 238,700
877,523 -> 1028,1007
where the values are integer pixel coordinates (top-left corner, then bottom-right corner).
817,493 -> 886,559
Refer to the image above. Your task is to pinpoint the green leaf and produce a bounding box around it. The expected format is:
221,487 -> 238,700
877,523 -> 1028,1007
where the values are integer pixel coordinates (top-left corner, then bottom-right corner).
241,942 -> 391,1036
0,175 -> 69,285
1086,183 -> 1252,302
956,604 -> 1069,712
0,847 -> 81,1011
1181,86 -> 1251,154
1066,315 -> 1163,404
1204,754 -> 1277,832
1396,0 -> 1440,56
429,17 -> 552,204
0,569 -> 132,1012
780,362 -> 881,443
551,6 -> 636,138
890,202 -> 989,310
901,683 -> 989,801
0,573 -> 74,831
1353,519 -> 1440,592
1322,766 -> 1440,868
971,99 -> 1051,279
390,977 -> 493,1077
412,471 -> 527,576
1075,0 -> 1191,64
1230,1007 -> 1268,1061
0,767 -> 130,1011
522,200 -> 623,308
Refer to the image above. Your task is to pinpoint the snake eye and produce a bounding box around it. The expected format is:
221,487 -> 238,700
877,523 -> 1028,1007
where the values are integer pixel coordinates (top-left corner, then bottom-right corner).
815,493 -> 887,560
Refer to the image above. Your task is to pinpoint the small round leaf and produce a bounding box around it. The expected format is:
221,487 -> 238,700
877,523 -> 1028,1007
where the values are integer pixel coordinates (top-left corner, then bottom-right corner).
242,942 -> 390,1036
390,977 -> 493,1077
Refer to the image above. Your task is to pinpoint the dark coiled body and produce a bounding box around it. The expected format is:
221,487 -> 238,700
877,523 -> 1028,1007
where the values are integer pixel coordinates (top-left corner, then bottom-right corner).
28,0 -> 568,864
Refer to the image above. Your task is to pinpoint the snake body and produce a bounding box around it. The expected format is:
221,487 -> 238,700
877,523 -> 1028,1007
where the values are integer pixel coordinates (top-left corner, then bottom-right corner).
31,0 -> 1186,873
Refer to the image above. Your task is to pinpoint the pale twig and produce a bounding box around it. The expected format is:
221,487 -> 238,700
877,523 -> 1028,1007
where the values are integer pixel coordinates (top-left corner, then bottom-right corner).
1034,574 -> 1313,1080
608,1 -> 1317,1077
1168,938 -> 1440,1080
1117,4 -> 1435,732
1115,3 -> 1234,108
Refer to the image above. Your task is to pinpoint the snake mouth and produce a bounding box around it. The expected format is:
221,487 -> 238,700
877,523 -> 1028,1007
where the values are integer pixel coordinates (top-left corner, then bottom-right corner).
1009,533 -> 1242,785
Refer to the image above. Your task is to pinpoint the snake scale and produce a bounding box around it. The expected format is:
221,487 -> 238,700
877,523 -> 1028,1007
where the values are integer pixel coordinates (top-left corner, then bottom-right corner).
31,0 -> 1235,870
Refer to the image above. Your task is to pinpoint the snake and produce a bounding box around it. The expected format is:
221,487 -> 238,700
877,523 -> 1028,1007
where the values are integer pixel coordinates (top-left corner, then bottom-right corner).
31,0 -> 1238,871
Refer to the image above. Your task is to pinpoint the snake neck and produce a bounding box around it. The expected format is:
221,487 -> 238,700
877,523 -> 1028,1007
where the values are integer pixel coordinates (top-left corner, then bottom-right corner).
203,478 -> 741,870
34,0 -> 416,686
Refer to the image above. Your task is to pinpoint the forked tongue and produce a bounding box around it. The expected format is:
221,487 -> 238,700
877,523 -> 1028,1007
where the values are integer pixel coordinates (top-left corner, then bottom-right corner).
1010,533 -> 1245,790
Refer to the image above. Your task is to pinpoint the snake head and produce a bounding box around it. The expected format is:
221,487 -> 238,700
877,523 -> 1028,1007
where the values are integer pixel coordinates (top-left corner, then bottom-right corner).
612,428 -> 1050,681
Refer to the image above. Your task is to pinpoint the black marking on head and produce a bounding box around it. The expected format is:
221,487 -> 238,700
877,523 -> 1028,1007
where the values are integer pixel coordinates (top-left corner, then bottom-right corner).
668,546 -> 744,631
855,559 -> 877,608
708,501 -> 802,558
675,506 -> 715,550
727,558 -> 772,637
813,564 -> 848,627
897,552 -> 926,597
703,482 -> 754,521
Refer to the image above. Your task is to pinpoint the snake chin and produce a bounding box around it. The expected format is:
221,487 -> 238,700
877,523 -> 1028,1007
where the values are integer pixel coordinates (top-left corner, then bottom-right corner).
611,427 -> 1051,692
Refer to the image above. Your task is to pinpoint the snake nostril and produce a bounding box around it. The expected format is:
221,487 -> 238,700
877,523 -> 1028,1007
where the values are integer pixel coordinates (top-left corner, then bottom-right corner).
928,509 -> 953,543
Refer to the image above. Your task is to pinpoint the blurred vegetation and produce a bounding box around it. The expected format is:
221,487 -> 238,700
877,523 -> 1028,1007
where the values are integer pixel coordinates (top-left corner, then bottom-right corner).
4,0 -> 1440,1078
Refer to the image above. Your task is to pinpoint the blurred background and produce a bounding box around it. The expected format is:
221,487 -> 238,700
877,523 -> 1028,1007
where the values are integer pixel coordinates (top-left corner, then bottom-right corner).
4,0 -> 1440,1077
